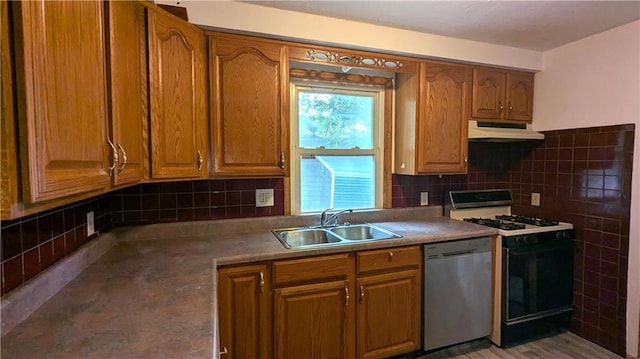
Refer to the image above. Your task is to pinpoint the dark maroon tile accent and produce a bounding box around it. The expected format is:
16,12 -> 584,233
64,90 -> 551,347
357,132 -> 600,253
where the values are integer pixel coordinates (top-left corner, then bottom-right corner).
241,205 -> 257,217
2,255 -> 23,294
141,194 -> 159,210
123,195 -> 142,211
53,235 -> 66,261
158,193 -> 177,208
158,209 -> 177,222
226,206 -> 242,218
23,248 -> 40,281
193,180 -> 210,192
38,213 -> 52,243
123,211 -> 143,223
194,192 -> 210,208
64,231 -> 76,255
39,241 -> 54,270
177,193 -> 194,209
210,192 -> 225,207
1,223 -> 21,260
21,217 -> 39,252
121,185 -> 141,195
177,209 -> 194,222
172,181 -> 194,193
75,226 -> 88,247
140,210 -> 158,222
50,210 -> 64,238
193,207 -> 211,220
63,207 -> 76,231
226,191 -> 242,206
241,191 -> 255,205
210,207 -> 226,219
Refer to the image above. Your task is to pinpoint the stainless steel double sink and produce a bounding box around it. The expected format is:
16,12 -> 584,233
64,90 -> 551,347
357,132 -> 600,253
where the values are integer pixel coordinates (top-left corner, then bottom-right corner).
272,223 -> 402,249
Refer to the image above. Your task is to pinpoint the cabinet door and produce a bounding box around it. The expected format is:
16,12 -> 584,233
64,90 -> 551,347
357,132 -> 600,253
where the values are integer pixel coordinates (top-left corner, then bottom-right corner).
356,270 -> 421,359
505,71 -> 534,122
275,280 -> 355,359
218,264 -> 271,359
210,36 -> 288,176
107,0 -> 147,186
418,62 -> 470,174
148,8 -> 207,179
471,68 -> 505,120
14,1 -> 110,203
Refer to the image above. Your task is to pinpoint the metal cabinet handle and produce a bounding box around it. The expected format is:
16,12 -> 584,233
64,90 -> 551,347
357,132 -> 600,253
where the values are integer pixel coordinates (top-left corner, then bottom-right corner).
219,346 -> 228,356
498,101 -> 504,112
280,152 -> 286,169
107,137 -> 119,177
344,286 -> 350,307
197,150 -> 203,172
508,102 -> 513,112
360,285 -> 364,302
117,144 -> 127,173
259,272 -> 264,292
389,251 -> 394,259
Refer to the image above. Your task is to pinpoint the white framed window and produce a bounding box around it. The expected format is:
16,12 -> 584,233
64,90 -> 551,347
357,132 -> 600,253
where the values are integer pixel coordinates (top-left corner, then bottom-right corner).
290,81 -> 384,214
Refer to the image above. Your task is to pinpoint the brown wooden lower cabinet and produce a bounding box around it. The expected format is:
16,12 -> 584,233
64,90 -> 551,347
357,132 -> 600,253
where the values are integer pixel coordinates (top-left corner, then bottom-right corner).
356,269 -> 421,359
274,280 -> 355,359
217,246 -> 422,359
218,264 -> 271,359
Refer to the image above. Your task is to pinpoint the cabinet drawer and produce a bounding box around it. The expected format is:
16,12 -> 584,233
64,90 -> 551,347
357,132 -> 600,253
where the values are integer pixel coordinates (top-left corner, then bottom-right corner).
273,253 -> 352,286
357,246 -> 421,274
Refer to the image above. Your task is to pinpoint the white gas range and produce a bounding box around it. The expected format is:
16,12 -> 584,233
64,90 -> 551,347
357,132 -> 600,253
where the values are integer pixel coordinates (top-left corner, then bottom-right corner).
445,189 -> 575,347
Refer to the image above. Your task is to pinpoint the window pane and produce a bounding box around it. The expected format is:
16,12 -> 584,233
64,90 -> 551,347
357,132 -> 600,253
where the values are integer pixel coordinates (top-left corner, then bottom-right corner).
298,92 -> 374,149
300,155 -> 375,212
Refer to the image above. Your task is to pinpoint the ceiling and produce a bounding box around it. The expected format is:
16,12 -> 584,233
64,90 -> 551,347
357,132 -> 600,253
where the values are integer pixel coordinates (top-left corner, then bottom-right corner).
243,1 -> 640,51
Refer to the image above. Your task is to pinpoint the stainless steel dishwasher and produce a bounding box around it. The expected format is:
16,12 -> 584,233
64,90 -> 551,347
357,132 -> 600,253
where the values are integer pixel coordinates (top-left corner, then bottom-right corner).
423,236 -> 493,351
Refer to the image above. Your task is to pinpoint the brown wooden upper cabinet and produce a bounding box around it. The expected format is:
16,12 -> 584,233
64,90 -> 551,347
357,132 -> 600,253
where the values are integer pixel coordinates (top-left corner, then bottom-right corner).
395,61 -> 471,175
107,0 -> 147,186
12,1 -> 111,203
209,33 -> 288,177
471,68 -> 534,123
147,7 -> 207,179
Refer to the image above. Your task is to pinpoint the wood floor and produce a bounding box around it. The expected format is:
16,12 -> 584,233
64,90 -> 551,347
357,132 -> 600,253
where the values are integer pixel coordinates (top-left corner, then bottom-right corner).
417,332 -> 622,359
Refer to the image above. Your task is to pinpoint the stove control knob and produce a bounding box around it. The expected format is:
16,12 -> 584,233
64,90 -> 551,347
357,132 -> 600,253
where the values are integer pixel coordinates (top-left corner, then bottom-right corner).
515,236 -> 524,245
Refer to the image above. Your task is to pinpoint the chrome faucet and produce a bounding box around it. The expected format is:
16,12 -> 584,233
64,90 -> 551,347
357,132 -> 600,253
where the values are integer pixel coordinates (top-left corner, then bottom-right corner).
320,208 -> 353,228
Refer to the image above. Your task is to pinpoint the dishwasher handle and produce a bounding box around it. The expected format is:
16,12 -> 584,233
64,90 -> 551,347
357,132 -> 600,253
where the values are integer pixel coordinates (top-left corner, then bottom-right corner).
424,237 -> 492,260
442,249 -> 477,257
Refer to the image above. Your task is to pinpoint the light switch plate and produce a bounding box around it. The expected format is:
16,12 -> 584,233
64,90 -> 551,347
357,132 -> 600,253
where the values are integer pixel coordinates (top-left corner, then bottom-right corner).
87,211 -> 95,236
531,192 -> 541,206
256,188 -> 274,207
420,192 -> 429,206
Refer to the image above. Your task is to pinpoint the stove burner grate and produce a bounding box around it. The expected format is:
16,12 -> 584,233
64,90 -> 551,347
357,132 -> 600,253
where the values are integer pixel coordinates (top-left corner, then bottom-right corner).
495,215 -> 559,227
463,218 -> 526,230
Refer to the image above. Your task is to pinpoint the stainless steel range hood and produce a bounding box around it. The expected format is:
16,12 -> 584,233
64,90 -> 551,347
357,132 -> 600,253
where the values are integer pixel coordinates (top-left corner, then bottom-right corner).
468,120 -> 544,142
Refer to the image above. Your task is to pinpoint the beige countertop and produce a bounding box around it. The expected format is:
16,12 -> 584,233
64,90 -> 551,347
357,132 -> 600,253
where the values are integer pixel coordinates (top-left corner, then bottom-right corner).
0,207 -> 496,358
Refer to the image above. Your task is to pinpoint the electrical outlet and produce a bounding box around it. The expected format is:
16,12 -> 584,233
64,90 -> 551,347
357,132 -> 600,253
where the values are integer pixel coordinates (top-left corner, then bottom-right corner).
420,192 -> 429,206
86,211 -> 95,236
256,188 -> 274,207
531,192 -> 541,206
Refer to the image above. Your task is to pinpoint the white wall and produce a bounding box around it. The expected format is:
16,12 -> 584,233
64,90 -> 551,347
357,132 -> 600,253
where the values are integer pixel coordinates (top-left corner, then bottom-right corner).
533,20 -> 640,357
157,0 -> 543,71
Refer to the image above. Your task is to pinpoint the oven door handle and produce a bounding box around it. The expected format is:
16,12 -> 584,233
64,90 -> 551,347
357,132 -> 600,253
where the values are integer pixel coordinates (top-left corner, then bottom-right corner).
506,241 -> 574,256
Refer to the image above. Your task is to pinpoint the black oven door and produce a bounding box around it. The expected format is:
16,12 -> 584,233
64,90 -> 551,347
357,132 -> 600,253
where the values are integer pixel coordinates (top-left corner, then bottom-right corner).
503,240 -> 574,324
